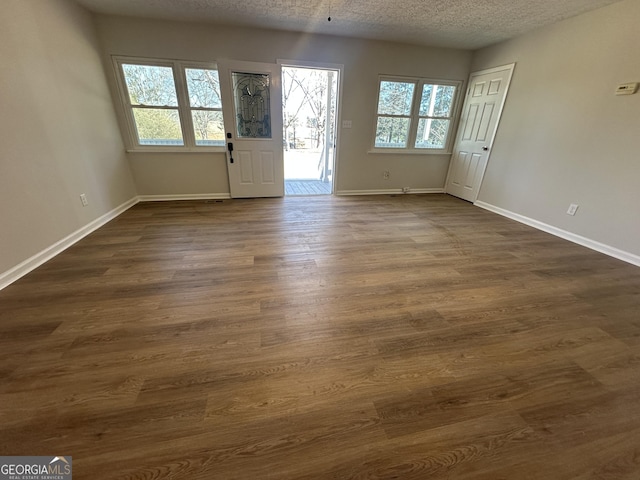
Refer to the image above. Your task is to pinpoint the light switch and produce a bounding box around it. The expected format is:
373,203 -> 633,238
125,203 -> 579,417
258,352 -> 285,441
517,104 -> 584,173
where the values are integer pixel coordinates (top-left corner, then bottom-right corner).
342,120 -> 352,128
615,82 -> 638,95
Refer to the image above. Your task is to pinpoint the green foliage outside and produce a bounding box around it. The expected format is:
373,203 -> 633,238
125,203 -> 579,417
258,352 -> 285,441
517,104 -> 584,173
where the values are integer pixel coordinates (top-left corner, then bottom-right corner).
132,109 -> 183,144
123,64 -> 224,145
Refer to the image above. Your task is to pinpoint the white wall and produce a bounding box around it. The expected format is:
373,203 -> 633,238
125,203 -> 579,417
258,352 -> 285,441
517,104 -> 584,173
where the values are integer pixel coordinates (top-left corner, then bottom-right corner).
471,0 -> 640,259
93,15 -> 472,196
0,0 -> 137,278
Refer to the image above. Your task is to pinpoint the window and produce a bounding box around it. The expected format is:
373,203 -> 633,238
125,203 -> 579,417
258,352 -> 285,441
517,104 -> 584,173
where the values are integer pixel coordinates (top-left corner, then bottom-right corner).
115,58 -> 225,150
121,64 -> 183,146
375,80 -> 415,148
373,76 -> 460,153
184,68 -> 224,146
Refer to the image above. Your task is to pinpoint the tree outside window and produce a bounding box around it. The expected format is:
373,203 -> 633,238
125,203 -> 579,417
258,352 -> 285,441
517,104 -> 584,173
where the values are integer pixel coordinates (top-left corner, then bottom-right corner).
117,59 -> 225,149
185,68 -> 224,146
122,64 -> 183,145
375,80 -> 415,148
374,76 -> 460,152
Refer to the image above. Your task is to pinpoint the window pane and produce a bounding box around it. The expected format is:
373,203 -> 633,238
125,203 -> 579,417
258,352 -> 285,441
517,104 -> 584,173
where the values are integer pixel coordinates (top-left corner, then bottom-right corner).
419,84 -> 456,117
375,117 -> 411,148
415,118 -> 450,149
122,64 -> 178,106
232,72 -> 271,138
192,110 -> 225,146
132,108 -> 183,145
377,81 -> 415,116
185,68 -> 222,108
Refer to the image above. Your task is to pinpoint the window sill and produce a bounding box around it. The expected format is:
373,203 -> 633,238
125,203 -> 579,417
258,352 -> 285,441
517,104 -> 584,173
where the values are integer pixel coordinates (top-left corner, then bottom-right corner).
367,149 -> 452,155
126,147 -> 226,154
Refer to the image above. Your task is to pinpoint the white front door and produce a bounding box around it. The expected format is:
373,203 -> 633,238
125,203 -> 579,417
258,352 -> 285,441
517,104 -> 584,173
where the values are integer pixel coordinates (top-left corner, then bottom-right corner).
218,60 -> 284,198
445,63 -> 515,202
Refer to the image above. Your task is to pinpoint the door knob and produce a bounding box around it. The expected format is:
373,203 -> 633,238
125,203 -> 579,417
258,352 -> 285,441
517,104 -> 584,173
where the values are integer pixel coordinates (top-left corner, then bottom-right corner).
227,141 -> 234,163
482,146 -> 489,151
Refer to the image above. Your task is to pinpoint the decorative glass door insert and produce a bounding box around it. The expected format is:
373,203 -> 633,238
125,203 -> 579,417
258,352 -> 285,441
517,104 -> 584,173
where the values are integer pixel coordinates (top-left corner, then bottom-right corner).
232,72 -> 271,138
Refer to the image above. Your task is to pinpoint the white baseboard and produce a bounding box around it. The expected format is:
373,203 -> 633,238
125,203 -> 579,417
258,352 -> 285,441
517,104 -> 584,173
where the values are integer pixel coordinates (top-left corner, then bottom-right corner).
336,188 -> 445,196
475,200 -> 640,267
138,193 -> 231,202
14,193 -> 632,292
0,193 -> 239,290
0,197 -> 140,291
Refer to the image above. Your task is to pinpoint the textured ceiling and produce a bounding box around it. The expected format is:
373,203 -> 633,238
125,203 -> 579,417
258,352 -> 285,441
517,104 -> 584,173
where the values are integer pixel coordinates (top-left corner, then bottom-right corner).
74,0 -> 622,50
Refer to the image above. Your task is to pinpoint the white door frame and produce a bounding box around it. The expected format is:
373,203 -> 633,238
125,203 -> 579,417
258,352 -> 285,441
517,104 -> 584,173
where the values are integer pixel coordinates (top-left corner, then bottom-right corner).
445,63 -> 515,203
278,59 -> 344,195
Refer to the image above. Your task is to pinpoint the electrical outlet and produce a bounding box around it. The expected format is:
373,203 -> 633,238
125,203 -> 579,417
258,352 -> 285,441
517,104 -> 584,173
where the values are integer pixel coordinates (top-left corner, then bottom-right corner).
567,203 -> 579,216
383,170 -> 390,180
402,187 -> 410,193
80,194 -> 88,207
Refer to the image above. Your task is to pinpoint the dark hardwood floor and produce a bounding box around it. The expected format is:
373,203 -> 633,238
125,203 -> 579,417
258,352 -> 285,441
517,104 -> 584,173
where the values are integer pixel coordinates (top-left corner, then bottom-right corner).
1,194 -> 639,479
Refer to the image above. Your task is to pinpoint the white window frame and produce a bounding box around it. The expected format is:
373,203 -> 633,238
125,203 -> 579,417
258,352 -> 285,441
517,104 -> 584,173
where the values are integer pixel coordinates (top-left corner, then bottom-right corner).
112,56 -> 225,152
370,75 -> 462,155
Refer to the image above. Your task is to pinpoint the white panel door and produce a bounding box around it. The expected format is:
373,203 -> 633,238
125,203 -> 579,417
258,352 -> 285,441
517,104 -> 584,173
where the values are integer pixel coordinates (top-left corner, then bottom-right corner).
218,60 -> 284,198
446,64 -> 515,202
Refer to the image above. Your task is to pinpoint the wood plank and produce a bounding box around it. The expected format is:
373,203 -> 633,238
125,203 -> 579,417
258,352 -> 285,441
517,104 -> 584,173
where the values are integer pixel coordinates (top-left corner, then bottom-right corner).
1,194 -> 639,479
